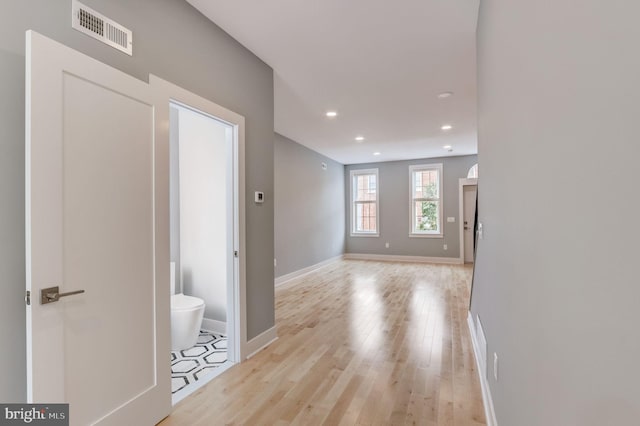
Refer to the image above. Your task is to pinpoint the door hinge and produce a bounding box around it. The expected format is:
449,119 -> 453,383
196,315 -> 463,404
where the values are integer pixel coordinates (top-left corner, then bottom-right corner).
25,290 -> 31,306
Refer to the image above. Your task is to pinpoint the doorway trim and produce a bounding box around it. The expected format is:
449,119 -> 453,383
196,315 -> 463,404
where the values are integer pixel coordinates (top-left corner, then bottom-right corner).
150,75 -> 248,363
458,177 -> 478,263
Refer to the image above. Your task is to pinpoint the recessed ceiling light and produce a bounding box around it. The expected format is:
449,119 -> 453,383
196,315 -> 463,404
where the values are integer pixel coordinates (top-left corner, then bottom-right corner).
438,91 -> 454,99
326,111 -> 338,118
443,145 -> 452,150
441,124 -> 453,131
373,152 -> 381,156
355,136 -> 365,141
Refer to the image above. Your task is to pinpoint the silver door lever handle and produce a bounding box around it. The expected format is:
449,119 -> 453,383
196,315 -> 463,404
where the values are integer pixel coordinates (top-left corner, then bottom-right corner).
41,286 -> 85,305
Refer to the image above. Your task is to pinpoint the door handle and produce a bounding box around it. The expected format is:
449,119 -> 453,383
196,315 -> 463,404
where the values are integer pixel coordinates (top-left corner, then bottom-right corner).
464,226 -> 469,230
41,286 -> 85,305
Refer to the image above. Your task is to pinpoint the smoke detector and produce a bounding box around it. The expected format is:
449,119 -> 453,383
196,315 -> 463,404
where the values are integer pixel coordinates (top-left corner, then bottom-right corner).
72,1 -> 133,55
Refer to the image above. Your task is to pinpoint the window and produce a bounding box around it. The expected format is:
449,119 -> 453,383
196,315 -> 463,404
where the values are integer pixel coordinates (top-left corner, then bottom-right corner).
410,164 -> 443,236
350,168 -> 379,236
467,163 -> 478,179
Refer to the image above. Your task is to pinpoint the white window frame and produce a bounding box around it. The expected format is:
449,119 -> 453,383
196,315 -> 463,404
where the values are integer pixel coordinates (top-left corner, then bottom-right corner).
350,168 -> 379,237
409,163 -> 443,238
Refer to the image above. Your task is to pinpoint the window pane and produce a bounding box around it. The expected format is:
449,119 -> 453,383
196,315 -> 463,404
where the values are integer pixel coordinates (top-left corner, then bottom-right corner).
367,203 -> 376,231
355,202 -> 377,232
357,176 -> 366,200
355,174 -> 377,201
414,201 -> 439,232
414,170 -> 438,199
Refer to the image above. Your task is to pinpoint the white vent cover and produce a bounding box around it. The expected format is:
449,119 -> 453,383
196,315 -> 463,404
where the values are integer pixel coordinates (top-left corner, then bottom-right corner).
72,1 -> 133,55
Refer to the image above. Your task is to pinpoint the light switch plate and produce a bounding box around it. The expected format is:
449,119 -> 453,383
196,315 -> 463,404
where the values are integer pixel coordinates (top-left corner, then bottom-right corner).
447,217 -> 455,223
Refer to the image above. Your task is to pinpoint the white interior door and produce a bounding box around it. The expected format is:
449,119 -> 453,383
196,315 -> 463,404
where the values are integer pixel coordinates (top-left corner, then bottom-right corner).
25,31 -> 170,425
463,185 -> 478,263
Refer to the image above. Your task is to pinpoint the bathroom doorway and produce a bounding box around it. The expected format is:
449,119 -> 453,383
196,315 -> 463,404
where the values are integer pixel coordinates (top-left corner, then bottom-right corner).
150,75 -> 247,406
169,102 -> 232,403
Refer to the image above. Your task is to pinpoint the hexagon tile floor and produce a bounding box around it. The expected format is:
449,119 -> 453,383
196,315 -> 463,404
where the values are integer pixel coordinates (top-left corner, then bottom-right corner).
171,331 -> 228,394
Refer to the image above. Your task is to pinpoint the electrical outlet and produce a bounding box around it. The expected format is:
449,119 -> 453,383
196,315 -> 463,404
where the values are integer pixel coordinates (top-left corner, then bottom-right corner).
493,352 -> 499,381
274,258 -> 277,267
443,244 -> 448,250
385,242 -> 390,248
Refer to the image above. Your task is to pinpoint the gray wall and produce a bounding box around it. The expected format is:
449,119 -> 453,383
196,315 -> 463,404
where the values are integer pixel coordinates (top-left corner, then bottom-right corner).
274,133 -> 345,277
0,49 -> 26,403
345,155 -> 477,258
0,0 -> 274,402
471,1 -> 640,425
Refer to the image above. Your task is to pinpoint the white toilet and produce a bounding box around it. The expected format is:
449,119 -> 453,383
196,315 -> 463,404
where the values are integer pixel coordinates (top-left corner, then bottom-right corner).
170,263 -> 206,351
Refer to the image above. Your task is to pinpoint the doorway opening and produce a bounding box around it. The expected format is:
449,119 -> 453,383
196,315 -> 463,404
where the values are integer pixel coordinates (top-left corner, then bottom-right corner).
150,74 -> 247,406
169,102 -> 237,403
459,175 -> 478,264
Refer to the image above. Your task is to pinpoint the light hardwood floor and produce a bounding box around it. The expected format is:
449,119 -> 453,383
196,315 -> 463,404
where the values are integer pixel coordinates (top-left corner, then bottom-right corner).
160,260 -> 486,425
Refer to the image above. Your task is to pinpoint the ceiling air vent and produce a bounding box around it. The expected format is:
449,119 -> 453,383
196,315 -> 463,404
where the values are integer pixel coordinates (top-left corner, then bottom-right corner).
72,1 -> 133,56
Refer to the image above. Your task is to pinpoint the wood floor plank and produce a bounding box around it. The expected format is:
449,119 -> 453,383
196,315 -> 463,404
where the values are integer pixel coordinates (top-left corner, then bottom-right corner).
160,260 -> 485,425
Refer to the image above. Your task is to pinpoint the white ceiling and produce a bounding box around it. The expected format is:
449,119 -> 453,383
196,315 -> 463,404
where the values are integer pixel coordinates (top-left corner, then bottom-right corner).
187,0 -> 479,165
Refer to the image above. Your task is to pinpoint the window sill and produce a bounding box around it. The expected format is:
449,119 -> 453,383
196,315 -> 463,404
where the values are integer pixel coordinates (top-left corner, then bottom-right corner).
351,233 -> 380,238
409,233 -> 443,239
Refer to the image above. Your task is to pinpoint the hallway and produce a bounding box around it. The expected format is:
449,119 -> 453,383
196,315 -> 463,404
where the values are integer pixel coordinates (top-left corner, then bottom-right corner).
162,260 -> 485,425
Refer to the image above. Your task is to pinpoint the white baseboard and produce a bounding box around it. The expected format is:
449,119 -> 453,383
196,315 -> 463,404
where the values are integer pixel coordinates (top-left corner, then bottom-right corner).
275,255 -> 344,287
344,253 -> 463,265
244,325 -> 278,359
201,318 -> 226,335
467,311 -> 498,426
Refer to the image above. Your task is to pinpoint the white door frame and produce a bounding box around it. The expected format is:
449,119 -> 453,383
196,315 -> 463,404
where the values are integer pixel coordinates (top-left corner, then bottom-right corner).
458,178 -> 478,263
150,75 -> 247,362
